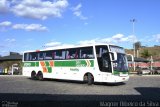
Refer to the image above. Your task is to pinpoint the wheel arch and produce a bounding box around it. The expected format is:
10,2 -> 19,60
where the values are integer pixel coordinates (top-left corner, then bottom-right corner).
31,70 -> 37,79
36,70 -> 44,81
83,72 -> 94,81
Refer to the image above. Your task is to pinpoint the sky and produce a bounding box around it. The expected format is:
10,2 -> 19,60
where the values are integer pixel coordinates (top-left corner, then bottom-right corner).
0,0 -> 160,56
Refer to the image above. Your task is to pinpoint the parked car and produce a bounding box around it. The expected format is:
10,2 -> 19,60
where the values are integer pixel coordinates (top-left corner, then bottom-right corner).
154,67 -> 160,74
140,67 -> 151,75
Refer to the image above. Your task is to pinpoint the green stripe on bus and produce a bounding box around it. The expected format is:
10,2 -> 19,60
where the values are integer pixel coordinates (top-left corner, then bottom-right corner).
23,60 -> 94,67
54,60 -> 94,67
23,62 -> 39,67
47,67 -> 52,73
45,61 -> 50,66
54,61 -> 76,67
90,60 -> 94,67
113,70 -> 128,75
36,62 -> 39,66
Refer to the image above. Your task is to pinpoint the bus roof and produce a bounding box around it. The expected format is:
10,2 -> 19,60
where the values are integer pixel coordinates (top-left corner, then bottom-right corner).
23,43 -> 122,53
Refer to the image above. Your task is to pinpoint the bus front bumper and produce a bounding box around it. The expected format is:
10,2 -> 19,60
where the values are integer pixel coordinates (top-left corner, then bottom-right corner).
102,74 -> 129,83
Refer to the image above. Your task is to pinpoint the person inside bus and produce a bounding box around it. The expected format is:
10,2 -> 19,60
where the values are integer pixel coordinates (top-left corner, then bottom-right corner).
52,52 -> 56,59
66,51 -> 71,59
74,51 -> 78,59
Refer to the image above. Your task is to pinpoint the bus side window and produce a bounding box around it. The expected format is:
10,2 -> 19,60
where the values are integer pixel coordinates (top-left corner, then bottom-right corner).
24,53 -> 30,61
53,50 -> 65,60
31,52 -> 37,61
66,48 -> 79,59
38,52 -> 44,60
82,54 -> 87,58
80,47 -> 94,59
74,51 -> 79,59
52,52 -> 56,59
61,51 -> 66,59
53,51 -> 59,59
44,51 -> 53,60
66,51 -> 71,59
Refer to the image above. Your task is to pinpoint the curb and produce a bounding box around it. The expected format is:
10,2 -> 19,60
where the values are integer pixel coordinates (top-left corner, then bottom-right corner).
129,74 -> 160,76
0,75 -> 23,76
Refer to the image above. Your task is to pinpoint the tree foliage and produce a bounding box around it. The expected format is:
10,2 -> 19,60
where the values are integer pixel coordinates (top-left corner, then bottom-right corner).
140,49 -> 151,58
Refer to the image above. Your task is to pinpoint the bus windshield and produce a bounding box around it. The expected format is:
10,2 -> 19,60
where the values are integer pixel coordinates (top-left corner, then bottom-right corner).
113,53 -> 128,72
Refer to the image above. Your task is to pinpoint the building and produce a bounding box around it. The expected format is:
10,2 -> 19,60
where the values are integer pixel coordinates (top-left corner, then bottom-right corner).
0,52 -> 22,75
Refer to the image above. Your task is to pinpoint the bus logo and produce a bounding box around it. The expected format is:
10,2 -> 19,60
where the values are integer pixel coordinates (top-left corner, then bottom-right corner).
24,63 -> 31,67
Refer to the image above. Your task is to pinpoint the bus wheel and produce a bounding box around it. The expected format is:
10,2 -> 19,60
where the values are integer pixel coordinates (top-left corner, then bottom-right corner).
87,73 -> 94,85
31,71 -> 36,80
37,71 -> 43,81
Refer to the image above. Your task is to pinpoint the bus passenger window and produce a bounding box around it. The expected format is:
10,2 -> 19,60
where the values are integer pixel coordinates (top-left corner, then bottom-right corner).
74,51 -> 78,58
30,52 -> 37,61
52,52 -> 56,59
24,53 -> 30,61
80,46 -> 94,59
82,54 -> 87,58
38,52 -> 44,60
66,48 -> 79,59
66,51 -> 70,59
61,51 -> 66,59
53,50 -> 65,60
44,51 -> 53,60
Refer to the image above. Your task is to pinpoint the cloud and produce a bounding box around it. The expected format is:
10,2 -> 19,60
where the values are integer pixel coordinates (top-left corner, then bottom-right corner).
11,0 -> 68,20
42,34 -> 138,50
0,0 -> 10,13
0,21 -> 48,32
78,34 -> 138,45
0,21 -> 12,27
84,22 -> 88,25
153,34 -> 160,43
78,38 -> 99,45
72,3 -> 88,20
0,38 -> 16,51
72,3 -> 81,11
0,45 -> 6,48
111,34 -> 137,43
0,21 -> 12,31
44,41 -> 62,47
5,38 -> 16,42
43,41 -> 74,49
12,23 -> 48,31
0,50 -> 8,56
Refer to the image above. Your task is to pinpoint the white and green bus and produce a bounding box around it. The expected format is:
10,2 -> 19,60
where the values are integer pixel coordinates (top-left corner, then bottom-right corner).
23,43 -> 129,85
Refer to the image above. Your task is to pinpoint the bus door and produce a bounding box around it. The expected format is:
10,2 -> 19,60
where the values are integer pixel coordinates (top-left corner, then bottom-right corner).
96,46 -> 112,81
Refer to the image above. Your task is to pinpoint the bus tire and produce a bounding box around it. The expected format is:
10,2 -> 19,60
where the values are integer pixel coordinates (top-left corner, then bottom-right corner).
37,71 -> 43,81
87,73 -> 94,85
31,71 -> 36,80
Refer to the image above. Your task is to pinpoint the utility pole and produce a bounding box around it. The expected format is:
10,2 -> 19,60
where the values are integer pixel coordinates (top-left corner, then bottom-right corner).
130,19 -> 136,71
150,56 -> 153,70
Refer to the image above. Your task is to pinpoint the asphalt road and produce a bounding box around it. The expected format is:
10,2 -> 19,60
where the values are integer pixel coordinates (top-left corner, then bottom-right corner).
0,75 -> 160,107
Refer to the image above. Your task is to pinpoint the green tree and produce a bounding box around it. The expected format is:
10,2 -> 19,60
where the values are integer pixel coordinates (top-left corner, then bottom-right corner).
140,49 -> 151,58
